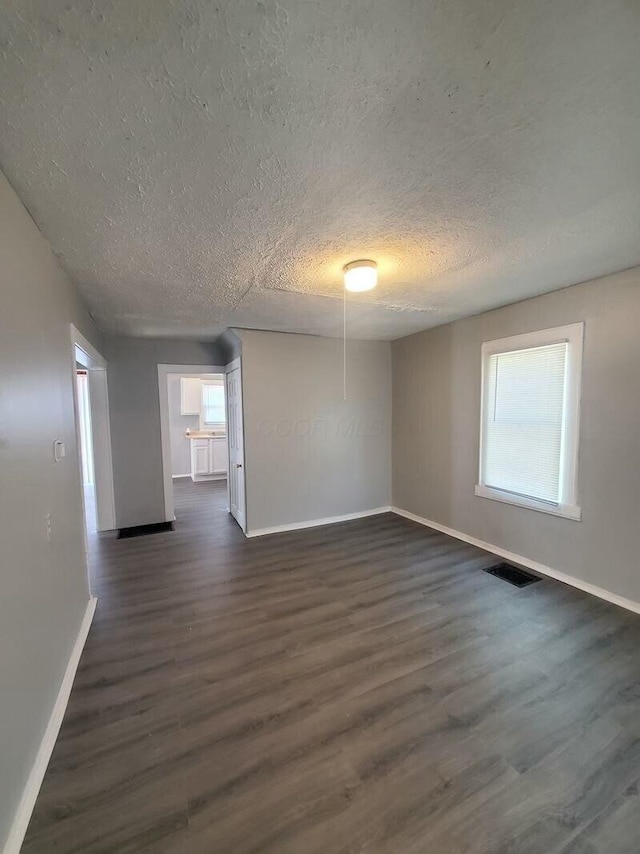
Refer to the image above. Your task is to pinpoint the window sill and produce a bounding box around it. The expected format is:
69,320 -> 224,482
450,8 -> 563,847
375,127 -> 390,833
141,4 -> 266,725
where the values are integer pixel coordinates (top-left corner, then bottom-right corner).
474,484 -> 581,521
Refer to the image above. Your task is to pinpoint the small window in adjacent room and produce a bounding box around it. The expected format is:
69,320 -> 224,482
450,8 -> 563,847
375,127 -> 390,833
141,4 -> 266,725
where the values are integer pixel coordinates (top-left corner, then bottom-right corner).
476,323 -> 584,520
201,380 -> 226,428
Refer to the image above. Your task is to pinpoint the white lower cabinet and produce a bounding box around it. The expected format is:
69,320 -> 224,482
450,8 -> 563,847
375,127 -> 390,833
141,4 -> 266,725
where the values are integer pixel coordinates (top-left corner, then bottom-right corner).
210,436 -> 229,475
190,437 -> 228,481
192,441 -> 211,477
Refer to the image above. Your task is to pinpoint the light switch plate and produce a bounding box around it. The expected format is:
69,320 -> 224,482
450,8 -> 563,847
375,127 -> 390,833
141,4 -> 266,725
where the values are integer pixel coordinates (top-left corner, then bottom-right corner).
53,439 -> 66,462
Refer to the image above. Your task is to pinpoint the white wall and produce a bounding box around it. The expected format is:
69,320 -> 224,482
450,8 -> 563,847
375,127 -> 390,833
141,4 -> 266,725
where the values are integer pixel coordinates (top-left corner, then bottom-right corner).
167,374 -> 199,476
0,171 -> 103,848
239,330 -> 392,532
392,266 -> 640,606
104,337 -> 225,527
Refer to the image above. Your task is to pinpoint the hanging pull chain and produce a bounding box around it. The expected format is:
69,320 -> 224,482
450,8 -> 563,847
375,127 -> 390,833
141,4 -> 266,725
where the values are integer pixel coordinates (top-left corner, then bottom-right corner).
343,285 -> 347,400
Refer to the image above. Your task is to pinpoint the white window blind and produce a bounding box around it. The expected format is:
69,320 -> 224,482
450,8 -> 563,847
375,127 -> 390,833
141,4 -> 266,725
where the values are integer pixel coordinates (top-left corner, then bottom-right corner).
483,343 -> 567,504
202,383 -> 225,426
476,323 -> 583,521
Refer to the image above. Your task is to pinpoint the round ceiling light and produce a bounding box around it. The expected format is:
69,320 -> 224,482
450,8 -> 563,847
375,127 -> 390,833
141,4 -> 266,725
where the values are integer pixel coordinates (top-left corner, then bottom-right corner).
343,259 -> 377,292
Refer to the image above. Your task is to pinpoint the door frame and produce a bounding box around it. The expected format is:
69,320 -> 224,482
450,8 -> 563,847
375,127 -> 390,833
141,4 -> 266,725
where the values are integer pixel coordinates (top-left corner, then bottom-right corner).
157,363 -> 226,523
225,356 -> 247,534
70,326 -> 116,551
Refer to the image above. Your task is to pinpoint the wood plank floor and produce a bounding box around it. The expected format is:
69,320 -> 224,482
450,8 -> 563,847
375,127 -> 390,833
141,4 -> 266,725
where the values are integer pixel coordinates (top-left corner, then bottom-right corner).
24,479 -> 640,853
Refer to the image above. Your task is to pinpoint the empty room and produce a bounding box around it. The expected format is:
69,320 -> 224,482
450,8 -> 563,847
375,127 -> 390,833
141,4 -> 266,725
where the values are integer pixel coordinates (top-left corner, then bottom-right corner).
1,2 -> 640,853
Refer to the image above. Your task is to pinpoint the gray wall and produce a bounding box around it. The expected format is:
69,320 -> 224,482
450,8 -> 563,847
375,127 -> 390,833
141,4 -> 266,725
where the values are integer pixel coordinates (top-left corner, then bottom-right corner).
0,171 -> 103,846
218,328 -> 242,363
167,374 -> 199,476
104,337 -> 225,527
392,266 -> 640,604
239,330 -> 391,532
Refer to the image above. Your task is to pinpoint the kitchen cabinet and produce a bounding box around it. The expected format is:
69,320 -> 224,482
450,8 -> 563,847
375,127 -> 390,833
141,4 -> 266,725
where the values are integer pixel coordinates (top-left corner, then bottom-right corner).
190,436 -> 228,481
181,377 -> 202,415
210,437 -> 229,474
192,440 -> 211,477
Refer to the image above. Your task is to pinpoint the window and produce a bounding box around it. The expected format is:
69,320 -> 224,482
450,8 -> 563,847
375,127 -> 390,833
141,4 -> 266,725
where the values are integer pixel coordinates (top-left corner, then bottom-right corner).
201,381 -> 226,428
476,323 -> 583,520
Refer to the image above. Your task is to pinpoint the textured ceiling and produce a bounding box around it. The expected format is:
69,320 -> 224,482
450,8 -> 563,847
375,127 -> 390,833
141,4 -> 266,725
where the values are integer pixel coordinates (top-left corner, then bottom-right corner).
1,0 -> 640,340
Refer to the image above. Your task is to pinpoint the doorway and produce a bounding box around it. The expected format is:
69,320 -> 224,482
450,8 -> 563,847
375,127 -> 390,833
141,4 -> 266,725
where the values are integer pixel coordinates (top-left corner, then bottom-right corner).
76,369 -> 97,533
158,365 -> 244,530
70,326 -> 116,543
168,371 -> 227,499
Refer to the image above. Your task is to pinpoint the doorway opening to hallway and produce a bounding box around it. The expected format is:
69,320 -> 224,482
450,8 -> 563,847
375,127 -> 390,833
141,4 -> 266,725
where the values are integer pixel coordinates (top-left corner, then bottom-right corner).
158,361 -> 246,534
76,369 -> 96,533
167,371 -> 228,511
71,325 -> 116,549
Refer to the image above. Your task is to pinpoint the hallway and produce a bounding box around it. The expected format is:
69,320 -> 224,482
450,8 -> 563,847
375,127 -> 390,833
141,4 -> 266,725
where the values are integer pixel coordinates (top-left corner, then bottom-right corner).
23,481 -> 640,853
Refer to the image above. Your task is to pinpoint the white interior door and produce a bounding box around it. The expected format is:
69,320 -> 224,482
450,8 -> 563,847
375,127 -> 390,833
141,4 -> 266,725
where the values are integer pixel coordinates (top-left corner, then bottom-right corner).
226,361 -> 246,531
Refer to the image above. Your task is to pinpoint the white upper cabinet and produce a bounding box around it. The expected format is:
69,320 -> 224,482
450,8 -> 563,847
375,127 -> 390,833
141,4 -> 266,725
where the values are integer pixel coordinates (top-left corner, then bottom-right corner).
181,377 -> 202,415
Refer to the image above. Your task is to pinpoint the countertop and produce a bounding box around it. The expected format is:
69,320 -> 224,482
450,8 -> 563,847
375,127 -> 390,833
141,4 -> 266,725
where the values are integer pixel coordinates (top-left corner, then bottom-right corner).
186,431 -> 227,439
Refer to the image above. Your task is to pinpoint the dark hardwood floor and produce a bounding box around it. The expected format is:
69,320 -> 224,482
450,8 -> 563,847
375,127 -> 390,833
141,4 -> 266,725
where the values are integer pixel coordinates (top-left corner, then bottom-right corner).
23,479 -> 640,853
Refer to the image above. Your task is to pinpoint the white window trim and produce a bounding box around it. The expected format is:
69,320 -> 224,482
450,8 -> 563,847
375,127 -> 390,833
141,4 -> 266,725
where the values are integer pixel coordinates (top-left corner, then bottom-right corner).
476,322 -> 584,522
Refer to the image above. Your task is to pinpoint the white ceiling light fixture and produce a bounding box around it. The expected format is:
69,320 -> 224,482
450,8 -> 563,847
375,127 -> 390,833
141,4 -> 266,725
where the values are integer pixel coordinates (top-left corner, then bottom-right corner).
342,259 -> 378,400
343,259 -> 378,292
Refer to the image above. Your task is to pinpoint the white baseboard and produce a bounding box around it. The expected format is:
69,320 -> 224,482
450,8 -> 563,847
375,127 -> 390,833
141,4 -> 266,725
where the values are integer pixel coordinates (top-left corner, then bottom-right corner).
3,596 -> 97,854
246,506 -> 392,538
391,506 -> 640,616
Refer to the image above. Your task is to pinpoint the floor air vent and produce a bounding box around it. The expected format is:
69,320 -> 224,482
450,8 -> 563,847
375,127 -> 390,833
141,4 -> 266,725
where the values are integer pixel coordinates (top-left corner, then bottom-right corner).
483,562 -> 541,588
117,521 -> 174,539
